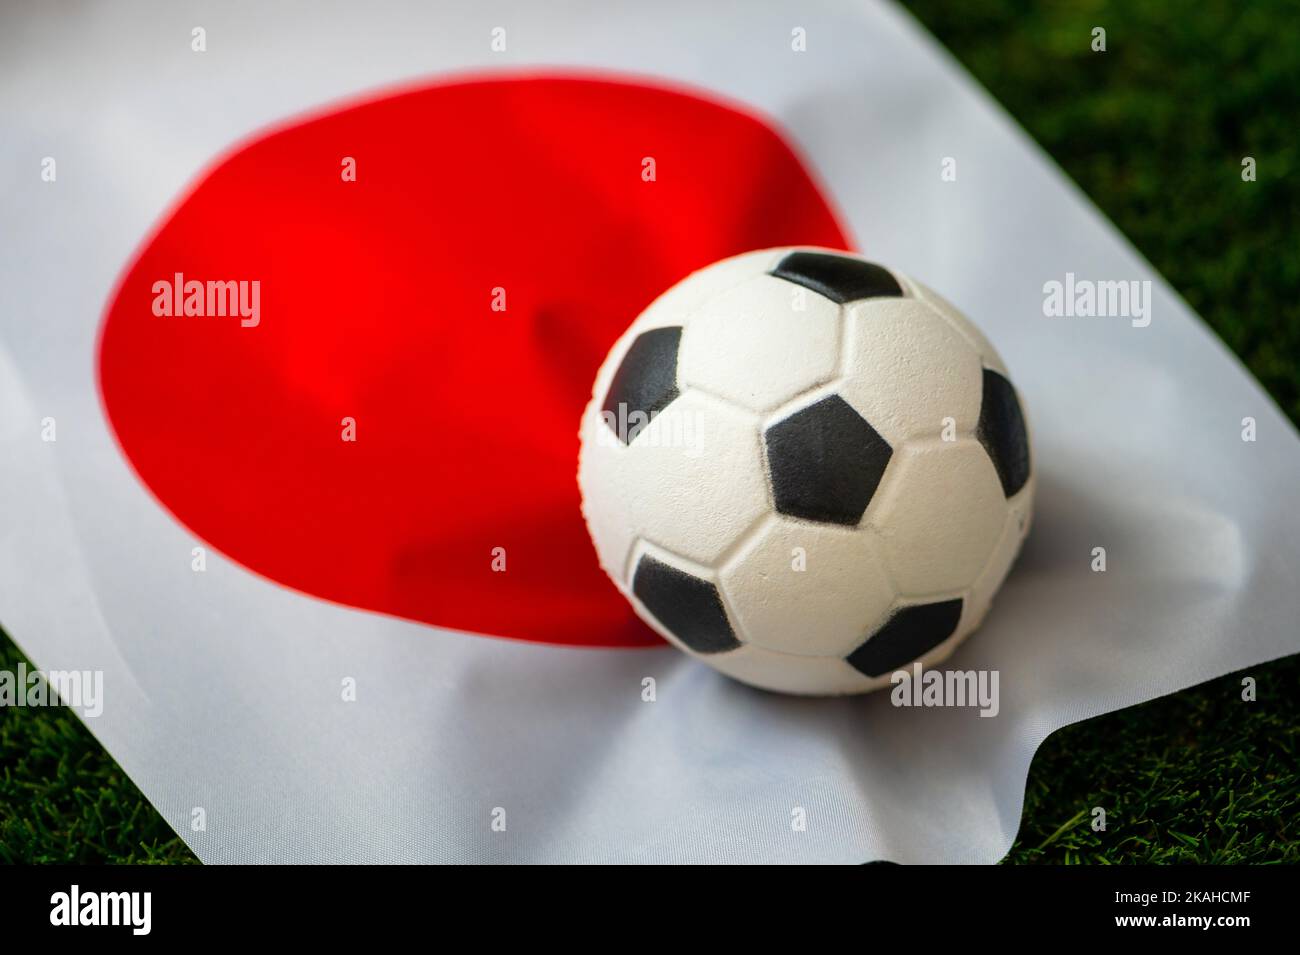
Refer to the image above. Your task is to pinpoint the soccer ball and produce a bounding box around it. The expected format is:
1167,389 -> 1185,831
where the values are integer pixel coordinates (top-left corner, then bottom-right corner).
577,248 -> 1033,695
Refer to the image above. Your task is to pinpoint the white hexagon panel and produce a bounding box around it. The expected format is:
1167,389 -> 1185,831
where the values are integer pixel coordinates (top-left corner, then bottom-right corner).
867,440 -> 1009,596
679,274 -> 841,412
838,296 -> 983,446
579,389 -> 767,576
718,517 -> 895,658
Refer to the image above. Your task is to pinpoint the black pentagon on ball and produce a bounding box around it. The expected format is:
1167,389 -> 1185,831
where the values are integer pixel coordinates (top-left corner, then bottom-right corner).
976,368 -> 1031,497
631,554 -> 739,654
764,394 -> 892,526
601,326 -> 682,445
769,250 -> 903,304
846,598 -> 964,678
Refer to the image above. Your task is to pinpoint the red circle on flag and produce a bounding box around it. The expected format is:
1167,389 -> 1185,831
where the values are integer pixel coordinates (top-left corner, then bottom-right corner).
99,74 -> 852,647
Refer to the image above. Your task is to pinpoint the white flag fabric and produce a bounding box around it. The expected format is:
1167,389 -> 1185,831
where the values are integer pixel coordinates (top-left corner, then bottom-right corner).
2,0 -> 1298,863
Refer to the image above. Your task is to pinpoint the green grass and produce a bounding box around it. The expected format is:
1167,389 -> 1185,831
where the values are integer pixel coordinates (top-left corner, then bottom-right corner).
1,1 -> 1297,864
0,629 -> 197,863
1005,657 -> 1299,863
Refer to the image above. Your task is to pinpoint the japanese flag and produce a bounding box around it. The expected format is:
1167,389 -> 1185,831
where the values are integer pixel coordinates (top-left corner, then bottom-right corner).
2,0 -> 1297,863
